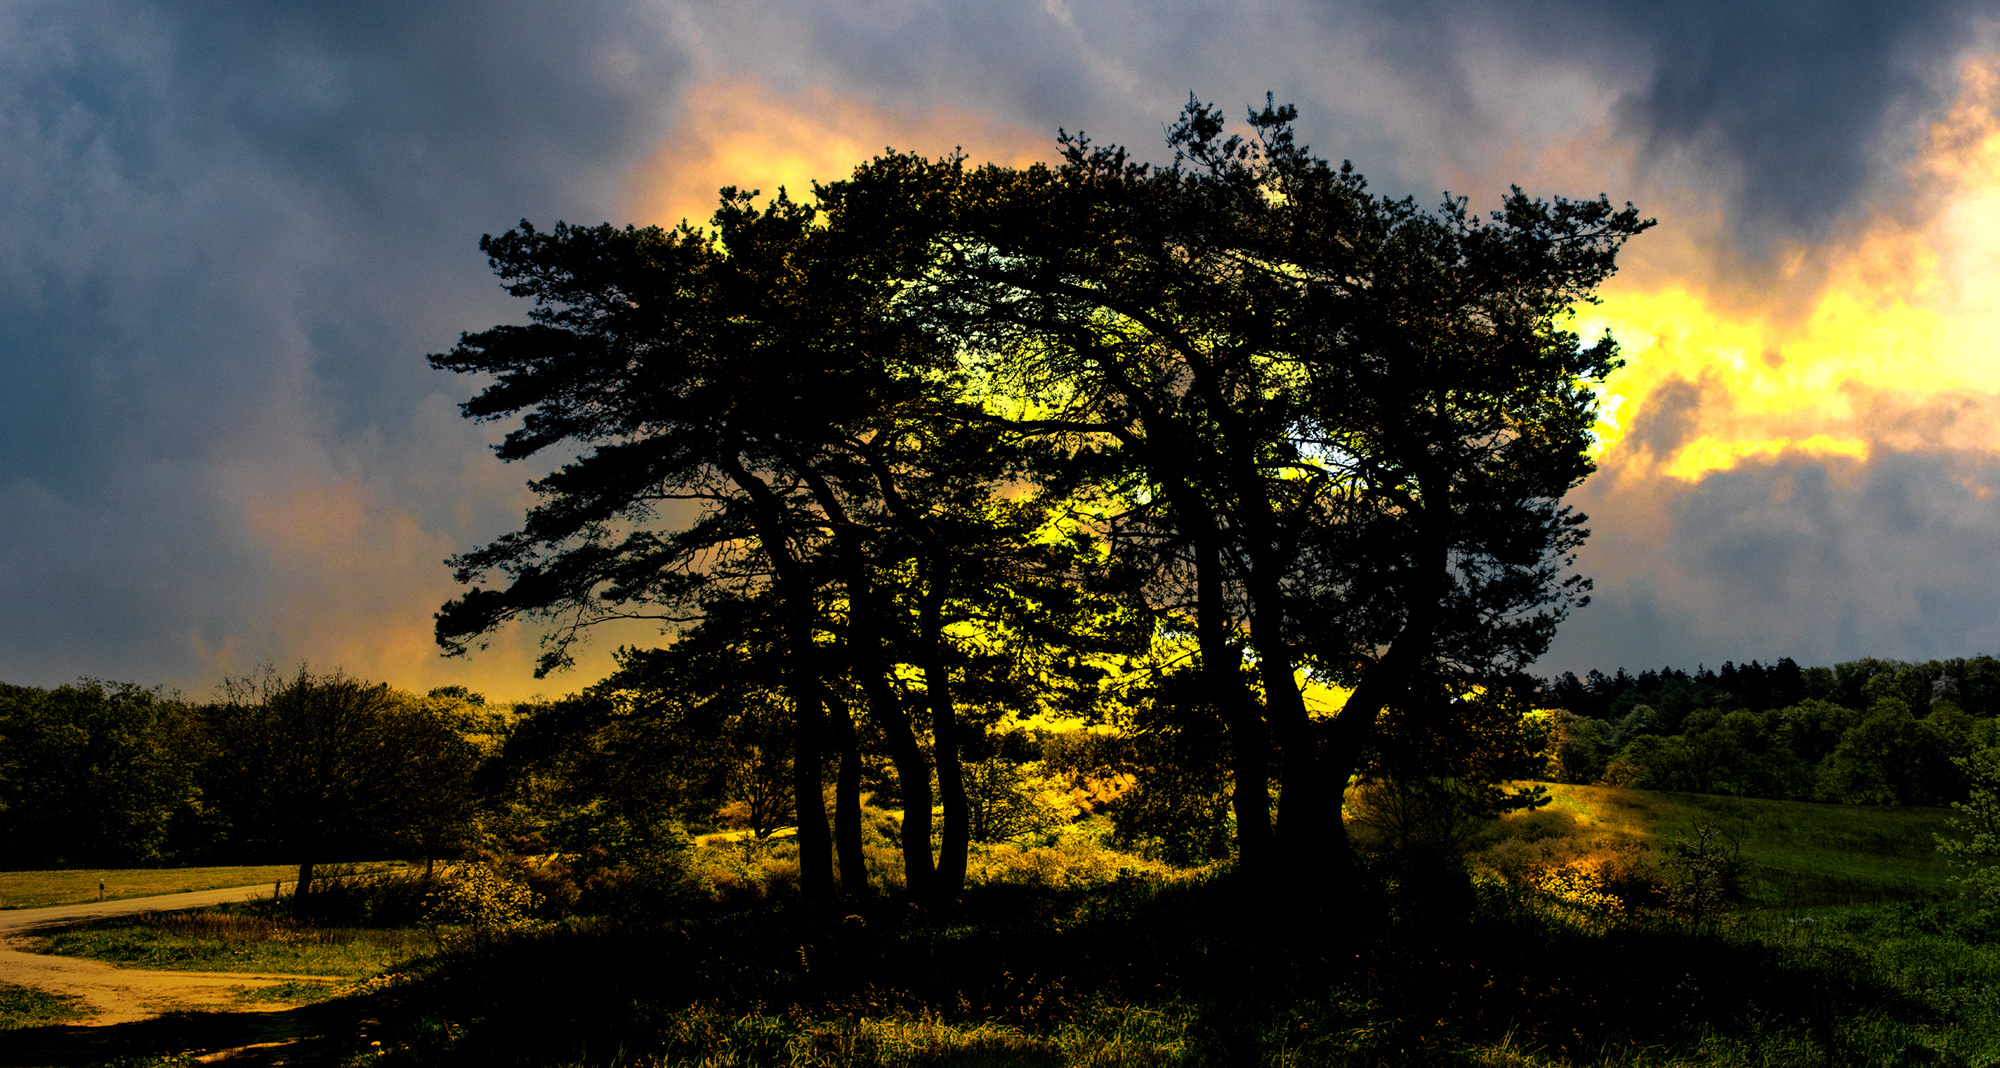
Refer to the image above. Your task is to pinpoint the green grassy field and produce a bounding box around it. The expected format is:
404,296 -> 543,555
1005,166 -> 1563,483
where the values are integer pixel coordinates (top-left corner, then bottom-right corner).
1498,782 -> 1961,906
0,861 -> 413,909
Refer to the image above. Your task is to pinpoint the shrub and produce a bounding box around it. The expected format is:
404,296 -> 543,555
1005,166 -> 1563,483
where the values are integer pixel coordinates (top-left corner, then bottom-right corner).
686,835 -> 803,904
1347,775 -> 1499,857
965,817 -> 1182,889
1938,746 -> 2000,907
424,861 -> 542,947
1659,821 -> 1748,931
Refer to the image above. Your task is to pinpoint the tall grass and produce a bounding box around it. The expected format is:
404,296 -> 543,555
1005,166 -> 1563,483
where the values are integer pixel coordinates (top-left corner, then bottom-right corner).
30,905 -> 432,978
1484,783 -> 1958,907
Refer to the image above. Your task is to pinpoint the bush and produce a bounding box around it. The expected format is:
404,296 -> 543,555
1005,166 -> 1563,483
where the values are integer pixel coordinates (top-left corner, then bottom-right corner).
1938,746 -> 2000,907
1347,775 -> 1499,857
425,862 -> 543,947
273,863 -> 438,927
685,835 -> 803,903
966,817 -> 1182,889
1471,810 -> 1667,916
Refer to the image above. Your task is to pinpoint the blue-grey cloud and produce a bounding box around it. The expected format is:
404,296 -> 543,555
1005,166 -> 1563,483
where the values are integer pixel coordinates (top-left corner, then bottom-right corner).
1355,0 -> 1990,243
0,0 -> 692,692
1544,448 -> 2000,675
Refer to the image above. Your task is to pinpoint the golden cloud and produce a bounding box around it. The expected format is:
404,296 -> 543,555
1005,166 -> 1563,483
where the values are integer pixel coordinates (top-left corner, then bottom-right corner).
625,74 -> 1056,228
1582,56 -> 2000,485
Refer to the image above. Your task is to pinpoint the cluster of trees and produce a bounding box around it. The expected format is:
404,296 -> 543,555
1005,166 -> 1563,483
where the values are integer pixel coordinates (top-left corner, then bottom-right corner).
0,670 -> 493,897
431,97 -> 1649,908
1543,656 -> 2000,806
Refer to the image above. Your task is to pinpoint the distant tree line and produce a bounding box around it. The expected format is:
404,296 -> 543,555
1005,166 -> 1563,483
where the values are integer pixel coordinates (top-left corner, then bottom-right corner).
8,649 -> 1988,904
0,670 -> 493,897
1542,656 -> 2000,806
0,659 -> 1246,893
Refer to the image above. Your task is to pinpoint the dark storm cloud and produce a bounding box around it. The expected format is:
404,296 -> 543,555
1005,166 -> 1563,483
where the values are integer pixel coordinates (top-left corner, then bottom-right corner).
1355,0 -> 1989,242
0,0 -> 691,689
1543,449 -> 2000,674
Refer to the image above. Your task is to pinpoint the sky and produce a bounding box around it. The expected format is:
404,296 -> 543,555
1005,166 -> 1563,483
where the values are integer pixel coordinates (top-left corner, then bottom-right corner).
5,0 -> 2000,703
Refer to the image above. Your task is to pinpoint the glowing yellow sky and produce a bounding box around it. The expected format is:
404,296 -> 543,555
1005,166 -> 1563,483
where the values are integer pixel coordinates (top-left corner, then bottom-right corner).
636,66 -> 2000,503
624,75 -> 1053,228
1582,56 -> 2000,486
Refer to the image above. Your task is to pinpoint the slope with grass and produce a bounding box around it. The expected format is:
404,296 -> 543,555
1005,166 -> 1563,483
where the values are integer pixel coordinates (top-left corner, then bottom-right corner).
1486,782 -> 1960,907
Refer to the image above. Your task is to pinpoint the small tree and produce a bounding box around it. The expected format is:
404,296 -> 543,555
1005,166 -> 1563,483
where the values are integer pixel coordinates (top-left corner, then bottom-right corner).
1345,776 -> 1497,858
1660,821 -> 1747,932
1937,747 -> 2000,906
203,666 -> 480,911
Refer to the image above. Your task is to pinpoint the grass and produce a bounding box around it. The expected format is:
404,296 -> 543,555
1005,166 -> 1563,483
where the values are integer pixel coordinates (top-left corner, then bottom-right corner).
230,979 -> 345,1006
307,872 -> 2000,1067
0,861 -> 413,909
28,906 -> 434,979
15,792 -> 2000,1067
0,980 -> 95,1029
1494,782 -> 1960,906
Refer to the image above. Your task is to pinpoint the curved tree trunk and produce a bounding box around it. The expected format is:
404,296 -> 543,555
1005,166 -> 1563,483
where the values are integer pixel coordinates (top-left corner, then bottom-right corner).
718,452 -> 836,906
849,585 -> 935,900
1191,524 -> 1273,878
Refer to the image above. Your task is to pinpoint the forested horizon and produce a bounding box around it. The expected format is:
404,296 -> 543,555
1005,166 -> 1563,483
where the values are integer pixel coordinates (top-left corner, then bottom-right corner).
4,647 -> 1994,876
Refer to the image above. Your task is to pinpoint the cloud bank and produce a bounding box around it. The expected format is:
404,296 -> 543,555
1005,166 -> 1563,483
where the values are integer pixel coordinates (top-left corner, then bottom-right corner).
3,0 -> 1998,698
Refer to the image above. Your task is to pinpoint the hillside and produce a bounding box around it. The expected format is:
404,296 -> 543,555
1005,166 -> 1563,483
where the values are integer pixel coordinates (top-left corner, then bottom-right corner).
1496,781 -> 1960,907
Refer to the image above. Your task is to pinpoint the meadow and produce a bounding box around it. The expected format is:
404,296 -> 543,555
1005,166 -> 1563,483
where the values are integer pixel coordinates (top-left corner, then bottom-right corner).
0,861 -> 410,909
1483,783 -> 1960,906
4,786 -> 1995,1067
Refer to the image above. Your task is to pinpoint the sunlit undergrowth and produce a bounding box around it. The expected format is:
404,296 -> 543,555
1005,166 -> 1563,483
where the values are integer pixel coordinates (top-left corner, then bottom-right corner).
1487,782 -> 1958,907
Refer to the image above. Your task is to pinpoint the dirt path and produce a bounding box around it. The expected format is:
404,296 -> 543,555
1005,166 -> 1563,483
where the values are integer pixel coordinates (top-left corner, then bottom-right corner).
0,886 -> 340,1026
0,938 -> 335,1025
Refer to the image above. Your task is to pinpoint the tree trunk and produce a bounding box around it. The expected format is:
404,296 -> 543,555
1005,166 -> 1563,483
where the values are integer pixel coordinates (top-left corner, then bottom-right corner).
850,594 -> 935,900
787,645 -> 837,907
293,858 -> 317,918
1191,523 -> 1272,878
716,452 -> 836,906
824,691 -> 870,896
920,555 -> 969,904
1148,453 -> 1274,879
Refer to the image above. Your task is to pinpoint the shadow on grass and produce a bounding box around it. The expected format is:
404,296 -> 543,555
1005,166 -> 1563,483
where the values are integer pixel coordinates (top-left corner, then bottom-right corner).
338,874 -> 1934,1066
0,871 -> 1952,1067
0,996 -> 377,1067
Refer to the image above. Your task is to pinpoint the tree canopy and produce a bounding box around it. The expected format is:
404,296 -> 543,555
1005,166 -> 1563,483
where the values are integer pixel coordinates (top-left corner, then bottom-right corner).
432,97 -> 1649,908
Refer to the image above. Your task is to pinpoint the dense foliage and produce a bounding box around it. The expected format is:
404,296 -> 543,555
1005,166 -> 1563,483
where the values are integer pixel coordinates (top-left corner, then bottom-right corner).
0,672 -> 493,882
429,98 -> 1648,906
1543,655 -> 2000,806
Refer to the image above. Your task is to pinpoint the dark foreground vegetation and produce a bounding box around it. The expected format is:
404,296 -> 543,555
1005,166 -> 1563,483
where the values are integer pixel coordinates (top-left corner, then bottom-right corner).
7,790 -> 2000,1067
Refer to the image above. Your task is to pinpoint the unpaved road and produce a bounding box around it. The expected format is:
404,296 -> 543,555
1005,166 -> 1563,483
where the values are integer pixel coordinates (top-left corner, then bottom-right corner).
0,886 -> 341,1027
